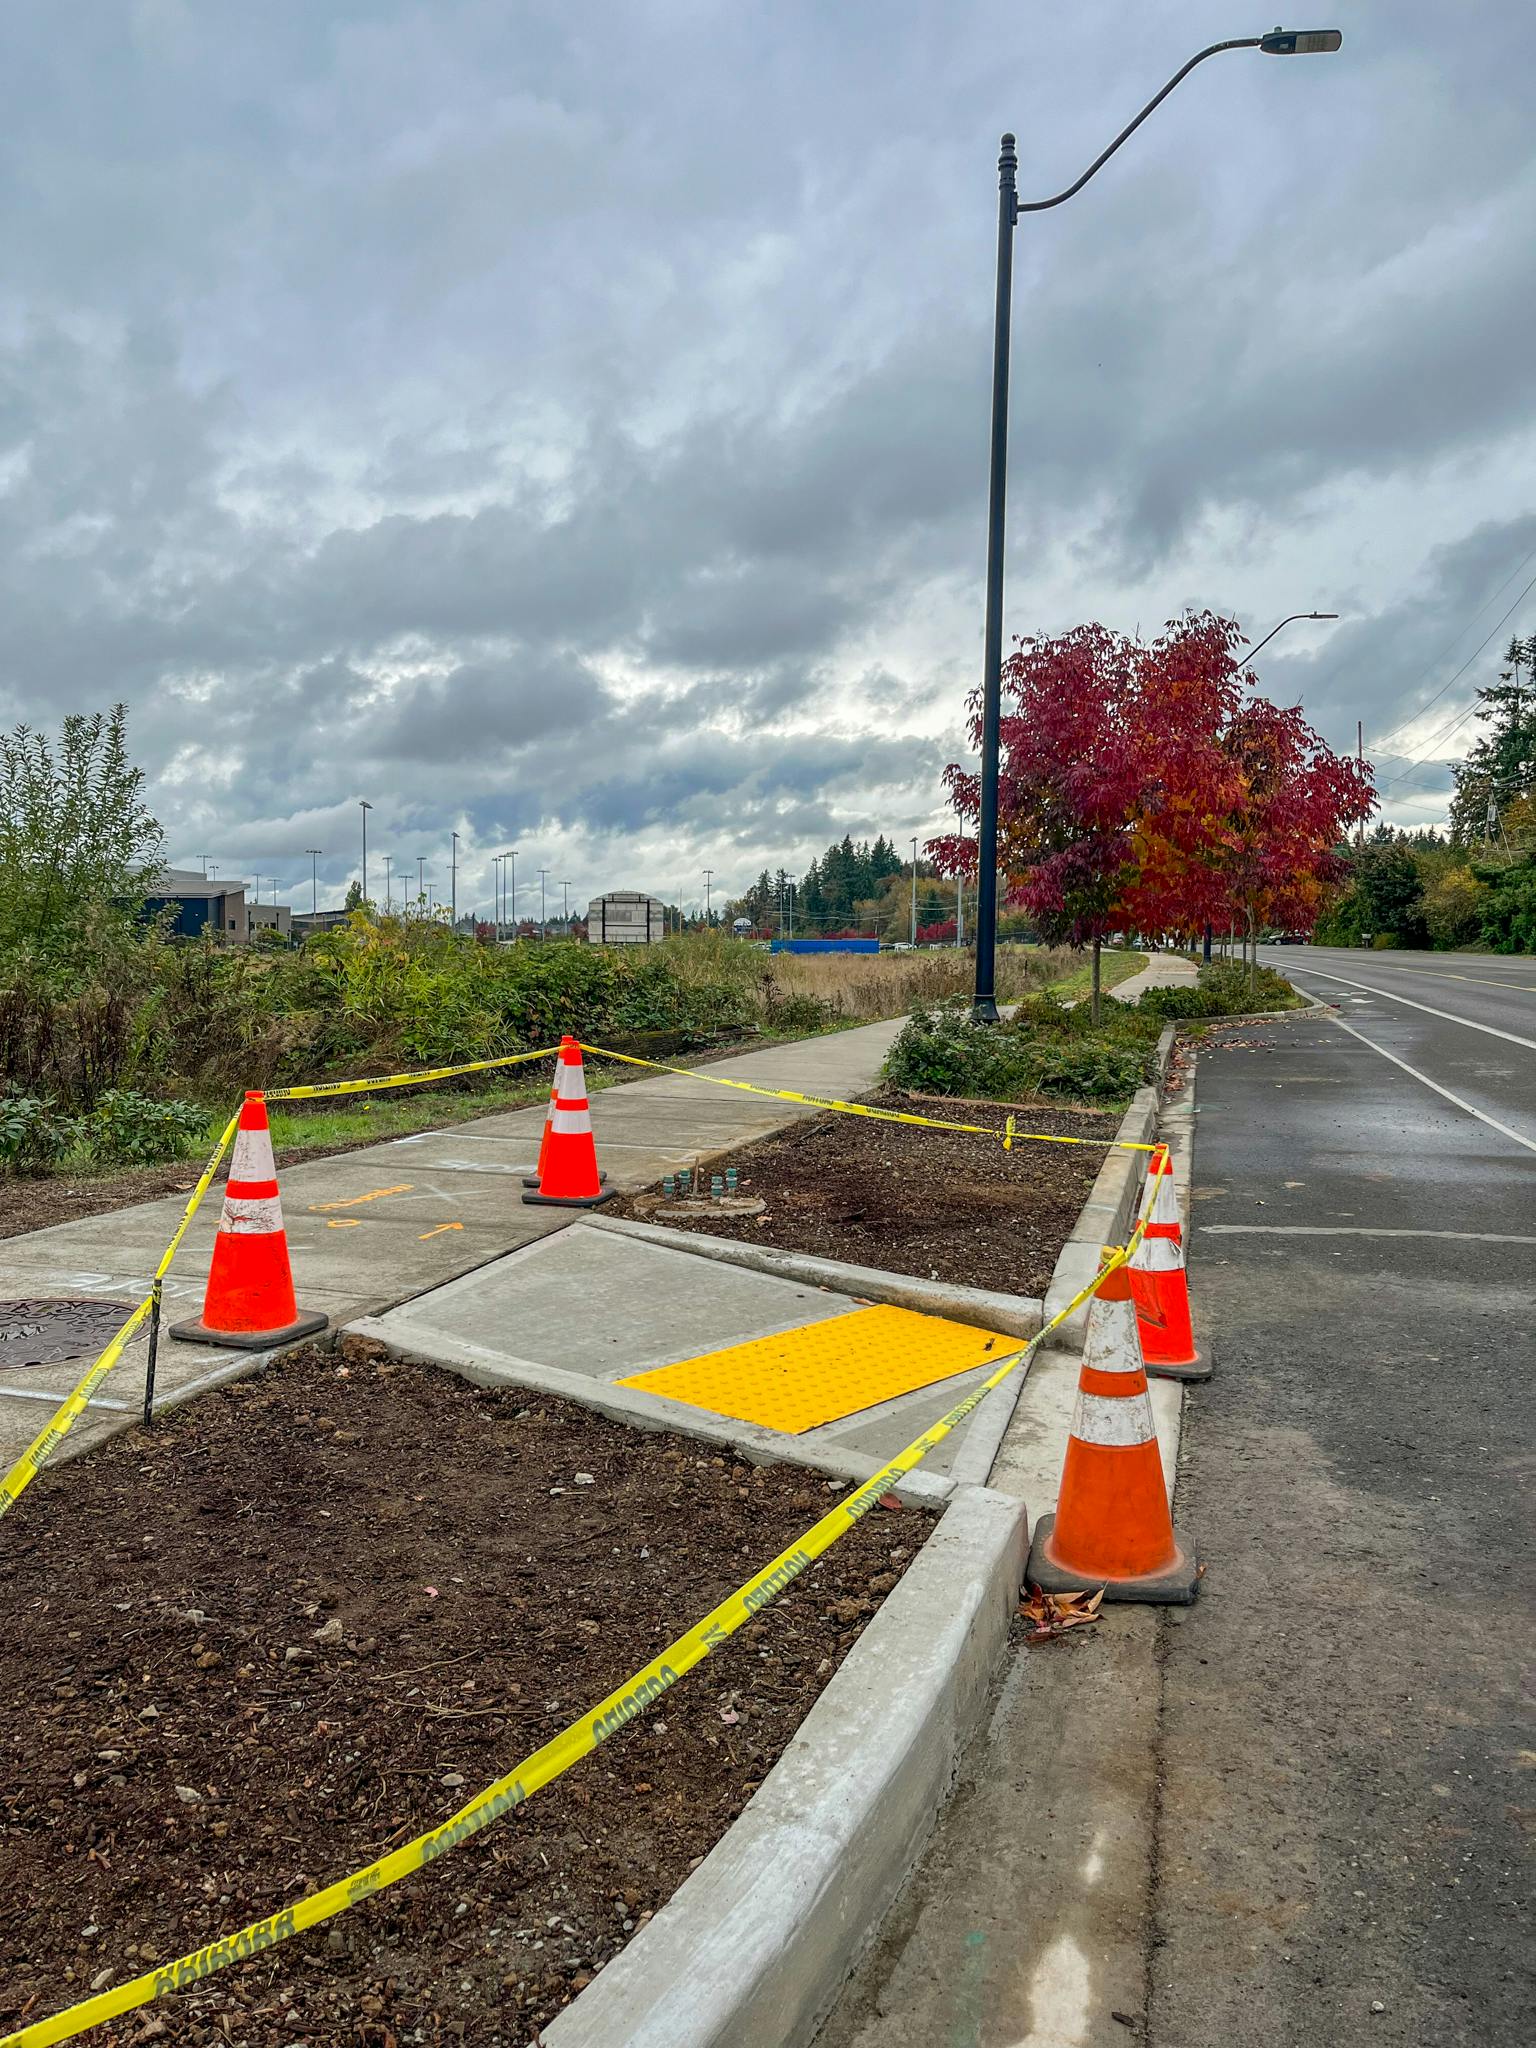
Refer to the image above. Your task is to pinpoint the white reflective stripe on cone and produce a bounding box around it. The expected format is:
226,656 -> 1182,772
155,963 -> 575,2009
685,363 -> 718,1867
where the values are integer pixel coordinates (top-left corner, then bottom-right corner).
219,1193 -> 284,1234
1081,1299 -> 1144,1376
229,1126 -> 278,1183
1071,1388 -> 1157,1448
1131,1230 -> 1181,1273
1152,1173 -> 1181,1228
551,1105 -> 592,1134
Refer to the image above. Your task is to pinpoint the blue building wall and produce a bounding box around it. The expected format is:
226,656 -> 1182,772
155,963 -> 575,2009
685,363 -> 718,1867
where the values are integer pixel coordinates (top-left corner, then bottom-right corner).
768,937 -> 880,955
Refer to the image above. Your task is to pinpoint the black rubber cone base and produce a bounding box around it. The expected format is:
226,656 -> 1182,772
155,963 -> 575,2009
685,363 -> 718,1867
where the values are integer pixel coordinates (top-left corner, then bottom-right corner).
521,1186 -> 615,1209
1026,1512 -> 1199,1606
1144,1344 -> 1214,1384
170,1308 -> 329,1350
522,1169 -> 606,1188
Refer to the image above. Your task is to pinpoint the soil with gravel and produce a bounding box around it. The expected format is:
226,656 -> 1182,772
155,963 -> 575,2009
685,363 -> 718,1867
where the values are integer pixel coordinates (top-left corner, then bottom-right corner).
610,1092 -> 1115,1297
0,1344 -> 932,2046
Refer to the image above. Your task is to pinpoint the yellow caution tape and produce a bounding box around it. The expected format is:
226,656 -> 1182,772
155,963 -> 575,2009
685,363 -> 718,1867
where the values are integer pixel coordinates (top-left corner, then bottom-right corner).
578,1042 -> 1157,1151
0,1111 -> 241,1522
268,1045 -> 558,1102
2,1231 -> 1142,2048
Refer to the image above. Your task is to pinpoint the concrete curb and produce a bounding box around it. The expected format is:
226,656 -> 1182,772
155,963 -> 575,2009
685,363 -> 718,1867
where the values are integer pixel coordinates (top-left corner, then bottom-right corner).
339,1316 -> 956,1512
543,1483 -> 1027,2048
578,1212 -> 1046,1340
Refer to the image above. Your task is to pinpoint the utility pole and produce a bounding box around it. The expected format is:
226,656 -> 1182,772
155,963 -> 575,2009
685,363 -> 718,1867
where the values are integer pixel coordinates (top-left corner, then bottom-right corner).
359,800 -> 372,907
450,830 -> 459,930
305,849 -> 321,914
911,837 -> 919,945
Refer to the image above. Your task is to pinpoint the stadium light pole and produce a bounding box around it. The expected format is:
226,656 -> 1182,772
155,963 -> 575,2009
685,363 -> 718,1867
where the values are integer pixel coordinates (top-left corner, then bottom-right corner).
970,26 -> 1343,1021
384,853 -> 395,915
305,848 -> 321,915
505,850 -> 518,936
450,830 -> 459,930
560,879 -> 572,932
538,867 -> 549,939
358,800 -> 372,909
911,837 -> 919,946
703,868 -> 714,927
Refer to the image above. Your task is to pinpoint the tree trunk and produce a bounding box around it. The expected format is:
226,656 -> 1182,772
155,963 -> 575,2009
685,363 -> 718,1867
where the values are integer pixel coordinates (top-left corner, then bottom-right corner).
1091,934 -> 1102,1025
1247,910 -> 1258,993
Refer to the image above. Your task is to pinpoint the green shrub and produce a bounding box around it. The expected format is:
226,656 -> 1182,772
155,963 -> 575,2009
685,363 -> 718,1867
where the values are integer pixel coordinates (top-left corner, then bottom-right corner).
1139,961 -> 1297,1019
883,997 -> 1158,1106
0,1091 -> 79,1174
78,1089 -> 210,1167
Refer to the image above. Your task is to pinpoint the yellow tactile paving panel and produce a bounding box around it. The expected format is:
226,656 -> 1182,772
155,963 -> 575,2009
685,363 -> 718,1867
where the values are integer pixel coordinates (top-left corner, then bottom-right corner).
617,1304 -> 1015,1435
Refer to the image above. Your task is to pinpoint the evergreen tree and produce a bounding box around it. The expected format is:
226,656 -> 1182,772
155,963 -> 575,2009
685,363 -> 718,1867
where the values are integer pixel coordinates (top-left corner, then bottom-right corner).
1448,637 -> 1536,843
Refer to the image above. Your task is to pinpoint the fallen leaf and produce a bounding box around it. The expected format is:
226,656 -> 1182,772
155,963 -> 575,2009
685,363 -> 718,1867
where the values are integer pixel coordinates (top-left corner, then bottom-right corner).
1018,1588 -> 1104,1642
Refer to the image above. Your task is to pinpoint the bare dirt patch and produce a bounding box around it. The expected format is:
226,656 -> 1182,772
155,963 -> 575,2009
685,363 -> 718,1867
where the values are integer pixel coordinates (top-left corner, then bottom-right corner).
0,1346 -> 932,2045
610,1092 -> 1114,1298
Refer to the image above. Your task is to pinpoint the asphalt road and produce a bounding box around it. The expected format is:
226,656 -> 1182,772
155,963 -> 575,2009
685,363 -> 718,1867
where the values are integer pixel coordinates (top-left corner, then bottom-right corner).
1151,951 -> 1534,2045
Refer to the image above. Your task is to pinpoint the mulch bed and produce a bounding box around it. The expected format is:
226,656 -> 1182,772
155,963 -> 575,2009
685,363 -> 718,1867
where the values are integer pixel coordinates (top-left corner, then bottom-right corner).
609,1091 -> 1114,1298
0,1346 -> 933,2046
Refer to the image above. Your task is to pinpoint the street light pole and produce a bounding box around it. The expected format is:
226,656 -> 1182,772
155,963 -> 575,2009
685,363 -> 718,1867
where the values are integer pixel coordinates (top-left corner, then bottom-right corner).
305,849 -> 321,914
416,856 -> 426,909
970,26 -> 1343,1021
451,830 -> 459,930
703,868 -> 714,927
538,867 -> 549,938
561,880 -> 572,931
359,800 -> 372,909
506,850 -> 517,936
1204,606 -> 1340,962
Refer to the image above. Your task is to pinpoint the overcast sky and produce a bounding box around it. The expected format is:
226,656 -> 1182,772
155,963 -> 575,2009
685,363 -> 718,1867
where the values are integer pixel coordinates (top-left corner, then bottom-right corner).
3,1 -> 1532,917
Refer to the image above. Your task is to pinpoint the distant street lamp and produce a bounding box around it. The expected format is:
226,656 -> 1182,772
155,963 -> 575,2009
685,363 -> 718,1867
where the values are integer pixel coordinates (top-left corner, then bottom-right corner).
970,26 -> 1344,1021
1243,611 -> 1338,667
358,800 -> 372,908
305,848 -> 322,915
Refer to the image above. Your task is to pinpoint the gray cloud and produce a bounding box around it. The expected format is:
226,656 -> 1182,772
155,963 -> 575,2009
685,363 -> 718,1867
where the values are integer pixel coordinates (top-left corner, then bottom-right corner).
0,0 -> 1531,902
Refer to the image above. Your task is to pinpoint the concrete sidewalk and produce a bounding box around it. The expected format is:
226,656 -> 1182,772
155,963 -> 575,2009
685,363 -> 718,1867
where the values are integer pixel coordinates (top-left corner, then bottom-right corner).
0,1017 -> 908,1471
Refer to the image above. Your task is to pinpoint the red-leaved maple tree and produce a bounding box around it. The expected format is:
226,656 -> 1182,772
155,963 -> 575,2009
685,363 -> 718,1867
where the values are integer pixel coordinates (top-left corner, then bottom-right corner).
931,611 -> 1374,1011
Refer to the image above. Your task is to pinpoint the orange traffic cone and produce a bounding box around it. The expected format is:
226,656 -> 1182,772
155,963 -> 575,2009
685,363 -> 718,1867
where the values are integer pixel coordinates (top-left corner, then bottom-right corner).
523,1051 -> 605,1191
522,1039 -> 612,1208
171,1092 -> 328,1349
522,1066 -> 559,1189
1143,1147 -> 1182,1246
1130,1150 -> 1211,1382
1026,1251 -> 1197,1604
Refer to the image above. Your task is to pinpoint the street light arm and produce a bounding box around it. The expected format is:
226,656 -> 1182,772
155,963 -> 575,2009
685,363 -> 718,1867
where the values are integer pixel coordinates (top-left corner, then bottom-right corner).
1244,612 -> 1339,665
1016,38 -> 1263,214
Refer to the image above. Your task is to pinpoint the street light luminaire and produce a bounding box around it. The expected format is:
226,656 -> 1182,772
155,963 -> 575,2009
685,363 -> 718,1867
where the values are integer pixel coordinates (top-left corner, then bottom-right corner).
1260,28 -> 1343,55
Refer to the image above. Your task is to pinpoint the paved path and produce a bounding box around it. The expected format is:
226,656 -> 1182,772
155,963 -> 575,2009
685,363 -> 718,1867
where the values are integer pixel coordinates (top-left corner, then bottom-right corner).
1147,963 -> 1534,2046
0,1019 -> 908,1470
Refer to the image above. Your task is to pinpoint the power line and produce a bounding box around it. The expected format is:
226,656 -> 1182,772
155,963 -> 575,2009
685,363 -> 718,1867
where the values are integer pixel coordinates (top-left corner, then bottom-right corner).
1363,544 -> 1536,749
1367,563 -> 1536,770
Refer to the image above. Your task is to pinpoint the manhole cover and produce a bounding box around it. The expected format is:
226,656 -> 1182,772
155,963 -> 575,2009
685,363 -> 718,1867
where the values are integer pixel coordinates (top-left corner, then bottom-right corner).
0,1299 -> 139,1369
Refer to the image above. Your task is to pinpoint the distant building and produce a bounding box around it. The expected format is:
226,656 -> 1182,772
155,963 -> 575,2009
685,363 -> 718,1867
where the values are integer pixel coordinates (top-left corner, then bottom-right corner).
248,901 -> 293,940
291,907 -> 353,940
141,867 -> 248,943
586,891 -> 666,944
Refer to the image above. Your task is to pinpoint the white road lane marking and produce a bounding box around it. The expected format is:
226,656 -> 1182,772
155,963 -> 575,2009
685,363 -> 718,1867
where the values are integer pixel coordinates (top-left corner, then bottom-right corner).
1307,1011 -> 1536,1155
1280,965 -> 1536,1050
1202,1225 -> 1536,1244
